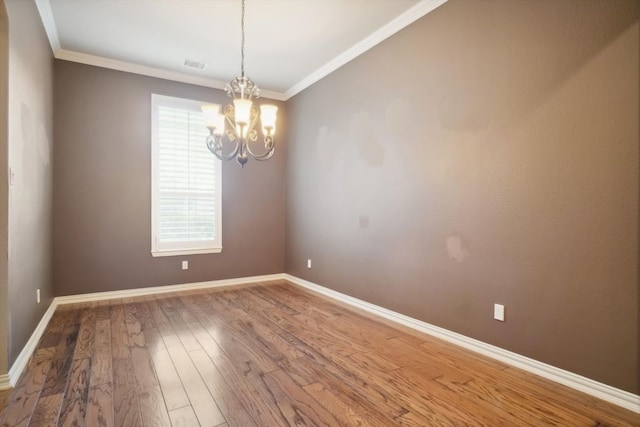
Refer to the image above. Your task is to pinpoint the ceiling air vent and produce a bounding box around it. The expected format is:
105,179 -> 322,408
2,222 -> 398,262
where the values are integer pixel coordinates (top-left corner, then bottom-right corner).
183,59 -> 207,71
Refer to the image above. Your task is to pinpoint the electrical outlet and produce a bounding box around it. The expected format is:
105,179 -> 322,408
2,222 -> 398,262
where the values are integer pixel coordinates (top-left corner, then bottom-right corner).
307,259 -> 312,269
182,260 -> 188,270
494,304 -> 505,321
36,289 -> 40,304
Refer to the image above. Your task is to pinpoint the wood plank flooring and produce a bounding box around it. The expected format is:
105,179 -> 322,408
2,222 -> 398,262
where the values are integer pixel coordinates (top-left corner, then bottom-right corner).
0,390 -> 10,414
0,281 -> 638,426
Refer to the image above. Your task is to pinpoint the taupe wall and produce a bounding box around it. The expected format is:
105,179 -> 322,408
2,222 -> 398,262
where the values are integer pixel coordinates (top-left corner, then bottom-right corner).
5,0 -> 54,366
53,61 -> 286,296
285,0 -> 639,393
0,0 -> 8,375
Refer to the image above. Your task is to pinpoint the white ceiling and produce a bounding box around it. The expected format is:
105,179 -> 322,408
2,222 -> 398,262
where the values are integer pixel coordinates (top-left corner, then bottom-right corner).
36,0 -> 447,100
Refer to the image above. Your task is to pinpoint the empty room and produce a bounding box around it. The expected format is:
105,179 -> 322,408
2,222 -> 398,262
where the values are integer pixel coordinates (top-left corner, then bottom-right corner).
0,0 -> 638,425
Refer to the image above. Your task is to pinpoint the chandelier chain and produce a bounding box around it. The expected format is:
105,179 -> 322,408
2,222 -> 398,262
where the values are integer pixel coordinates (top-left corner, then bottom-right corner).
241,0 -> 245,77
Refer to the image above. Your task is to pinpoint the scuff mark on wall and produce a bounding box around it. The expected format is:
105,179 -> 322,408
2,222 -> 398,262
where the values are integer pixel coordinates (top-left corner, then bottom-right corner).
446,235 -> 469,263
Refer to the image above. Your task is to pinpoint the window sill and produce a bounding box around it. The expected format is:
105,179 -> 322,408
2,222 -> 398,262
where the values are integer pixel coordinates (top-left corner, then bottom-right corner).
151,247 -> 222,257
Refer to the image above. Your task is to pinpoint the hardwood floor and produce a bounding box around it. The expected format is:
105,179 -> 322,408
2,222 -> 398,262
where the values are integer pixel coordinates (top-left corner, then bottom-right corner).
0,281 -> 637,426
0,390 -> 10,415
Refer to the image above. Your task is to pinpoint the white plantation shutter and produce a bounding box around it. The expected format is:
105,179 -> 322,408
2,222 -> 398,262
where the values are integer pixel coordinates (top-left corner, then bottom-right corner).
151,95 -> 222,256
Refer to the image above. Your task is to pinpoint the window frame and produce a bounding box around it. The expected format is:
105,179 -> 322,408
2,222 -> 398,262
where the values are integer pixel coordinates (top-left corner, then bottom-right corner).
151,94 -> 222,257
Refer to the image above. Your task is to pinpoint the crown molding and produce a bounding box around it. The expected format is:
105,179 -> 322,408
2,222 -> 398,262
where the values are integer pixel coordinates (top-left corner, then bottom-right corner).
54,49 -> 287,101
35,0 -> 447,101
283,0 -> 449,99
35,0 -> 60,53
55,49 -> 229,90
33,0 -> 286,101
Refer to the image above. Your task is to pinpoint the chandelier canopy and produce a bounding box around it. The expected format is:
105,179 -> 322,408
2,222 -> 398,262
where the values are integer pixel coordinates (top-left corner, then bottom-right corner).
201,0 -> 278,167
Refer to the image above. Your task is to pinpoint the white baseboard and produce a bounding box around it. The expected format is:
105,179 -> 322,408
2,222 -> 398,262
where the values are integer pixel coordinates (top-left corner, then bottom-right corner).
6,301 -> 57,388
283,274 -> 640,414
2,273 -> 286,389
54,273 -> 285,305
3,272 -> 637,413
0,374 -> 10,391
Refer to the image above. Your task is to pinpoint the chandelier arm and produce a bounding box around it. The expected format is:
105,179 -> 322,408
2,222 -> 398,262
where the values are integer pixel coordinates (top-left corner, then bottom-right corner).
246,107 -> 260,140
224,106 -> 236,130
253,146 -> 276,161
208,147 -> 227,162
206,134 -> 241,161
245,138 -> 274,159
218,140 -> 242,161
245,132 -> 275,159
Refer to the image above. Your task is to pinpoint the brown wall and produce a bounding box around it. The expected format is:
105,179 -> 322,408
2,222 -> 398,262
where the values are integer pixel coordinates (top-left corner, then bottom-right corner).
5,0 -> 54,367
53,61 -> 286,296
285,0 -> 639,393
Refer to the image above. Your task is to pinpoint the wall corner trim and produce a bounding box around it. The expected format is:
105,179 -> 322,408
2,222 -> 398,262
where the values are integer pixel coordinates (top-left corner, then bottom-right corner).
283,273 -> 640,414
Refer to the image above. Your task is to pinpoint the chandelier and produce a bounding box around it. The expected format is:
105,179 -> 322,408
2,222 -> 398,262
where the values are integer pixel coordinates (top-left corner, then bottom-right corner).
201,0 -> 278,167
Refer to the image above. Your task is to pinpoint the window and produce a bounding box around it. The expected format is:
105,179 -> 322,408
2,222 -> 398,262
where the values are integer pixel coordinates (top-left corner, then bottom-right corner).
151,94 -> 222,256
